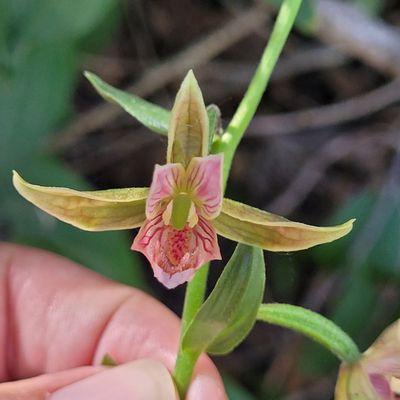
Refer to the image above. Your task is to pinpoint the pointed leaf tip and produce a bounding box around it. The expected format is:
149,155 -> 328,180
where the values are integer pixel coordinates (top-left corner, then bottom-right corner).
85,71 -> 170,135
83,70 -> 92,80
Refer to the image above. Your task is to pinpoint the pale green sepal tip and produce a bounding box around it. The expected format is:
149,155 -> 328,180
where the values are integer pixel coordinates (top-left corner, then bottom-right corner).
167,70 -> 209,166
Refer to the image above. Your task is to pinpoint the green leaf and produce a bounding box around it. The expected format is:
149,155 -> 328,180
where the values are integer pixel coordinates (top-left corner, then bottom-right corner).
257,303 -> 360,363
85,72 -> 223,146
84,71 -> 170,135
181,243 -> 265,355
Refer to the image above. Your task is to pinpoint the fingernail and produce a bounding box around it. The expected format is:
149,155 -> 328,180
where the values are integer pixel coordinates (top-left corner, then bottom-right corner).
187,374 -> 227,400
49,359 -> 178,400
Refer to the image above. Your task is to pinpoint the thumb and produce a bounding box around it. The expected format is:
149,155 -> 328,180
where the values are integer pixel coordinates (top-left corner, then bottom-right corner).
49,359 -> 178,400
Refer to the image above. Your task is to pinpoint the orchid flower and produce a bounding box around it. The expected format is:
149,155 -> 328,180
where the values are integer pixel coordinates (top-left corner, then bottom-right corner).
335,320 -> 400,399
13,70 -> 354,288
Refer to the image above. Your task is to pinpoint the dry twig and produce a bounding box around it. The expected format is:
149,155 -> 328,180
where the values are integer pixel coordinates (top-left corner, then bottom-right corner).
200,47 -> 347,86
55,1 -> 400,151
314,0 -> 400,77
268,129 -> 399,215
248,79 -> 400,137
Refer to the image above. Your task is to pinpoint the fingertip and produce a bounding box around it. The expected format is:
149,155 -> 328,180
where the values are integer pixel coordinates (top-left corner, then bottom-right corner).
186,374 -> 227,400
49,359 -> 178,400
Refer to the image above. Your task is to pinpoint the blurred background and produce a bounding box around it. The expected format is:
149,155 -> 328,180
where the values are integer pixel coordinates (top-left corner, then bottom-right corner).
1,0 -> 400,398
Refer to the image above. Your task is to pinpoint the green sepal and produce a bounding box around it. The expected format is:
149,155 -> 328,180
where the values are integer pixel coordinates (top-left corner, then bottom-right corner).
181,243 -> 265,355
215,198 -> 355,252
13,171 -> 148,231
167,70 -> 209,166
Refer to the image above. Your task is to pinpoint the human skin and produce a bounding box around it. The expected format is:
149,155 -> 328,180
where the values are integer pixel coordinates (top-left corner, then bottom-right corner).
0,243 -> 227,399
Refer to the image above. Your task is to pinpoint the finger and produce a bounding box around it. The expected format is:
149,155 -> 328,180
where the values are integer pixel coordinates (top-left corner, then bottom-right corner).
0,367 -> 100,400
0,243 -> 226,398
49,359 -> 178,400
187,374 -> 228,400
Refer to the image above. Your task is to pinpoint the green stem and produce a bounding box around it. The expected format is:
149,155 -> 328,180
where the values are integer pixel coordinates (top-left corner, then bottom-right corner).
257,303 -> 361,363
212,0 -> 303,182
173,1 -> 303,396
173,264 -> 209,396
174,349 -> 201,398
180,263 -> 209,334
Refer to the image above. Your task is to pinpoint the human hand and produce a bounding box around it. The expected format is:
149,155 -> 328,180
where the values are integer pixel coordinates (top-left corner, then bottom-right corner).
0,243 -> 227,399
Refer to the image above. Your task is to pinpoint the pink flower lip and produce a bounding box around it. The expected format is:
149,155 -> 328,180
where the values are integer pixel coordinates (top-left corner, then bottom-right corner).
132,154 -> 223,288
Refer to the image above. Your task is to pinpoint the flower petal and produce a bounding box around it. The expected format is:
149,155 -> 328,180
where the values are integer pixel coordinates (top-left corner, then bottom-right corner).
13,171 -> 148,231
368,374 -> 392,399
146,163 -> 185,219
364,320 -> 400,377
214,198 -> 355,251
185,154 -> 223,220
335,364 -> 378,400
132,215 -> 221,289
167,70 -> 209,167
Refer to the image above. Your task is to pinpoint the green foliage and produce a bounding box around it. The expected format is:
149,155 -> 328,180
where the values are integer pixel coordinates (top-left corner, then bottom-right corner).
301,187 -> 400,375
85,71 -> 223,143
182,244 -> 265,355
0,0 -> 145,288
257,303 -> 360,363
85,71 -> 170,135
223,374 -> 257,400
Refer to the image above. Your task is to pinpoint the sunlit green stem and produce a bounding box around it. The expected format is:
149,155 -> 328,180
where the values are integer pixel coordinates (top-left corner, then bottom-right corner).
257,303 -> 361,363
174,349 -> 201,398
212,0 -> 303,182
173,1 -> 302,396
173,264 -> 209,397
180,263 -> 210,334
